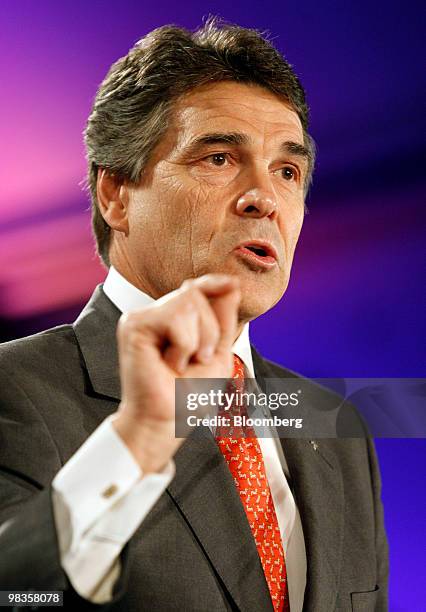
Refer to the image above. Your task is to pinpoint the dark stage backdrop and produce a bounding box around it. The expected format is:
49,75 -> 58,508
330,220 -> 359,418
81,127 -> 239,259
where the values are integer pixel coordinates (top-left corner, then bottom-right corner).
1,1 -> 425,609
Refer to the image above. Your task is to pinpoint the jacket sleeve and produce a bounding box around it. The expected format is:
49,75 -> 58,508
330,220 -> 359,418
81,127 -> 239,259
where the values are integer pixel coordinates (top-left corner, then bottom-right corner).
0,368 -> 130,609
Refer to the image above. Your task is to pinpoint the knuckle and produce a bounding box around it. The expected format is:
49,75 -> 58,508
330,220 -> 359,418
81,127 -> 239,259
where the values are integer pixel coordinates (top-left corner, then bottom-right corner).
118,310 -> 153,350
118,312 -> 137,335
172,330 -> 195,353
122,310 -> 149,335
180,278 -> 196,291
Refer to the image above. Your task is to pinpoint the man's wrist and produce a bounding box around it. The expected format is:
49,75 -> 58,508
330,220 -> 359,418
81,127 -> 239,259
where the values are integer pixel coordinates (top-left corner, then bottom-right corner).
111,411 -> 177,474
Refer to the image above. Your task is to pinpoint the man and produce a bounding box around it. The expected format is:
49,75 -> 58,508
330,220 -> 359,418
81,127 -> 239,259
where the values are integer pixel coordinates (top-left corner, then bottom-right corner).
0,19 -> 388,611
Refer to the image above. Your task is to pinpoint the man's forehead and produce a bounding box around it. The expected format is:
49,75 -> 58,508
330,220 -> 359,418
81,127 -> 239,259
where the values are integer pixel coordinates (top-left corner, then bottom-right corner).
171,81 -> 304,145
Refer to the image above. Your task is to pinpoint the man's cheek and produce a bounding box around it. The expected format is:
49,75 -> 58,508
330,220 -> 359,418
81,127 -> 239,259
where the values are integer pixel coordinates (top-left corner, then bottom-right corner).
185,183 -> 213,220
184,186 -> 219,275
287,207 -> 304,247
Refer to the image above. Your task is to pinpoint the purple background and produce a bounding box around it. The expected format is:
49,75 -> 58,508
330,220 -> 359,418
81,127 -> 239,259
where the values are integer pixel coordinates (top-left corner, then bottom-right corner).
1,1 -> 425,608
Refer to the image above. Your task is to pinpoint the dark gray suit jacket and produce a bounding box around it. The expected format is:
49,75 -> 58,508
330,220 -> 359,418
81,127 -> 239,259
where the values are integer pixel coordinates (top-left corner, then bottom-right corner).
0,286 -> 388,611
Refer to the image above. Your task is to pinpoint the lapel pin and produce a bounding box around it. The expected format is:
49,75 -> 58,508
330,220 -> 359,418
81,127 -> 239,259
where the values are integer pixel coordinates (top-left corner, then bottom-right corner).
309,440 -> 319,451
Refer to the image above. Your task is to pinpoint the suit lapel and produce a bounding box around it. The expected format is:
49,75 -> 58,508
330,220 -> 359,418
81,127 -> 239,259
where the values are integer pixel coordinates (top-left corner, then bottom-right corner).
167,433 -> 273,611
251,346 -> 344,611
73,285 -> 122,401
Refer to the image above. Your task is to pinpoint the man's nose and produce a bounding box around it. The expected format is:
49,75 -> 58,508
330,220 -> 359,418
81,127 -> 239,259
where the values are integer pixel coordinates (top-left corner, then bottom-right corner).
235,187 -> 278,220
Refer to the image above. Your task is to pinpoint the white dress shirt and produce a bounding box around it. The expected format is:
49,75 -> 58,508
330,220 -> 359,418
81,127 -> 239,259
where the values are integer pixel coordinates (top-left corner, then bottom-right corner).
52,266 -> 306,609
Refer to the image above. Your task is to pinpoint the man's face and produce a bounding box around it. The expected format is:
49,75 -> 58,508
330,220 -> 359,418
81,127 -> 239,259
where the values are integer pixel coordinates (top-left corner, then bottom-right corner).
123,81 -> 309,322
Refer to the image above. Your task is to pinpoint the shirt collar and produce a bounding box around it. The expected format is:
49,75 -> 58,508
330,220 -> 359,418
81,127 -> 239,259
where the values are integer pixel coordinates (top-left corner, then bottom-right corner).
103,266 -> 255,378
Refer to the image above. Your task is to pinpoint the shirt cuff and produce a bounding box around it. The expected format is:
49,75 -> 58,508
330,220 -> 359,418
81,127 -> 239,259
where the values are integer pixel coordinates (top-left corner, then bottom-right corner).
52,414 -> 174,551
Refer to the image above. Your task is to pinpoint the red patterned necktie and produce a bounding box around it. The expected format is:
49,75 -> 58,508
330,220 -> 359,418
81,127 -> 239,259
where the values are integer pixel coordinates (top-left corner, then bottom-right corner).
215,354 -> 290,612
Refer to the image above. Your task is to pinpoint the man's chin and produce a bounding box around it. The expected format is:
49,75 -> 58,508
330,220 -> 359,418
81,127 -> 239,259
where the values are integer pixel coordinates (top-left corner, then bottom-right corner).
237,282 -> 286,323
201,258 -> 288,319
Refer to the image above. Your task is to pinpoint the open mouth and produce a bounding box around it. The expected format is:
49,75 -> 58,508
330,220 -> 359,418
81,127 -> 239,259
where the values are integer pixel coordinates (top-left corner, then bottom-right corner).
245,245 -> 269,257
234,241 -> 278,269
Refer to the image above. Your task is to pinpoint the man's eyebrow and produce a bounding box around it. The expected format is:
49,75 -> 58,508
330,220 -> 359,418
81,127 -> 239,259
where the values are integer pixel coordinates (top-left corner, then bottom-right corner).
182,132 -> 249,155
280,141 -> 312,166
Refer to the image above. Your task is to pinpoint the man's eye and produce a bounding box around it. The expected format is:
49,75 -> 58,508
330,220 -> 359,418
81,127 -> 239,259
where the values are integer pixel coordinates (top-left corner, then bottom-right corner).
207,153 -> 228,166
281,166 -> 296,181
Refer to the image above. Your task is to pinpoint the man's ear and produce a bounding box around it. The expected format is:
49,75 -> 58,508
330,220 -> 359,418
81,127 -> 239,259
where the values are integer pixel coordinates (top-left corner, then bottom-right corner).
96,169 -> 130,235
